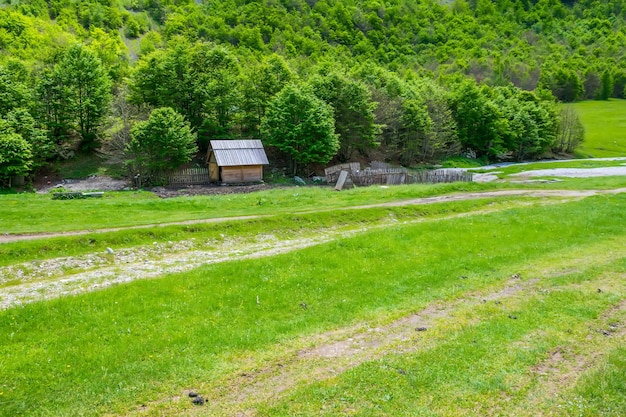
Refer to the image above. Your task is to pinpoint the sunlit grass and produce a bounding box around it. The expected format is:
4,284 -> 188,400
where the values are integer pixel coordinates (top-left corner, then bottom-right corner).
0,194 -> 625,416
0,182 -> 498,234
3,175 -> 626,235
0,198 -> 510,267
571,99 -> 626,158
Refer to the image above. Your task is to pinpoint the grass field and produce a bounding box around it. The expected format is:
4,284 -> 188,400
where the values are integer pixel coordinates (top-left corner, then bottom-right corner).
571,99 -> 626,158
1,179 -> 625,416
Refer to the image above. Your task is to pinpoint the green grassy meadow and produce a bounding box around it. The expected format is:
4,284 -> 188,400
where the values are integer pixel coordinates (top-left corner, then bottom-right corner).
0,182 -> 492,234
571,99 -> 626,158
0,182 -> 625,416
4,176 -> 626,236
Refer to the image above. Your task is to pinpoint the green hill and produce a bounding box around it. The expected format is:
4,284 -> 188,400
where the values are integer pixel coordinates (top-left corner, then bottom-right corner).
2,0 -> 626,184
571,99 -> 626,158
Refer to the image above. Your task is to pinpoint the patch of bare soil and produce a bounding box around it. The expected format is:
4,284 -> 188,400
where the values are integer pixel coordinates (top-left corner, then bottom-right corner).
36,175 -> 129,193
512,300 -> 626,415
150,183 -> 277,198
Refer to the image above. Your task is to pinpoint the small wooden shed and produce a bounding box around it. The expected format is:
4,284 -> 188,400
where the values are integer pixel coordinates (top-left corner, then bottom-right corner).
206,140 -> 269,183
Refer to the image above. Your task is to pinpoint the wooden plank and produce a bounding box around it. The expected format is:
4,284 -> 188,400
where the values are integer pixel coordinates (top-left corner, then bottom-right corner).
335,170 -> 349,191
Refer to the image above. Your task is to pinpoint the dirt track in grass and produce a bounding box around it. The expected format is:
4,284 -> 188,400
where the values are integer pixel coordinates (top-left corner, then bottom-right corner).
3,188 -> 626,309
1,200 -> 546,309
2,188 -> 626,244
122,251 -> 626,417
4,186 -> 626,416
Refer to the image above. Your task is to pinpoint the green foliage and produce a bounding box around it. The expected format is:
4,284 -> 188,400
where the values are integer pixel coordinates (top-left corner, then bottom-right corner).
554,105 -> 585,153
240,54 -> 294,136
600,69 -> 614,101
540,67 -> 583,102
2,0 -> 626,172
0,66 -> 30,115
2,108 -> 52,168
450,80 -> 506,159
395,97 -> 432,165
0,130 -> 32,186
127,107 -> 197,184
309,72 -> 380,162
130,40 -> 240,145
261,84 -> 339,174
494,86 -> 558,160
37,44 -> 112,151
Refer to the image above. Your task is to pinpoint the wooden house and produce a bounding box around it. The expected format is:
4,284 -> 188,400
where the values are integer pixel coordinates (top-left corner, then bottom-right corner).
206,140 -> 269,183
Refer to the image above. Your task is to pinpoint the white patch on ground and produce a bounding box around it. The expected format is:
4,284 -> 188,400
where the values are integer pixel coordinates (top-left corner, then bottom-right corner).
0,233 -> 347,309
37,176 -> 128,193
473,172 -> 502,182
511,166 -> 626,178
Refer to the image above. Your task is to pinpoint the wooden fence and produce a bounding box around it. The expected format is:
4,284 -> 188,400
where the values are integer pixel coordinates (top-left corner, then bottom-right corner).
351,168 -> 473,186
324,162 -> 361,183
167,167 -> 210,186
407,169 -> 473,184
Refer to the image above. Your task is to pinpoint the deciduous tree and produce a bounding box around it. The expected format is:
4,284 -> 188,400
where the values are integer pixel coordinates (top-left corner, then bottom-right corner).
261,85 -> 339,175
0,131 -> 32,187
37,44 -> 112,151
309,72 -> 380,162
127,107 -> 198,185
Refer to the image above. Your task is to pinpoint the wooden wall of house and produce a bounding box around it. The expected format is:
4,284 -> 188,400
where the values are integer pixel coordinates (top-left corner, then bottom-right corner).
220,165 -> 263,183
207,152 -> 219,182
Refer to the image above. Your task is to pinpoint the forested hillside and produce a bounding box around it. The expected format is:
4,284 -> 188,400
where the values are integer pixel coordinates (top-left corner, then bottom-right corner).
1,0 -> 623,184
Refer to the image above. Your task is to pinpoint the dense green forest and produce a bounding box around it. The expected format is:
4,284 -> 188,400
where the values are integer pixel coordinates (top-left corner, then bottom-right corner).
0,0 -> 623,184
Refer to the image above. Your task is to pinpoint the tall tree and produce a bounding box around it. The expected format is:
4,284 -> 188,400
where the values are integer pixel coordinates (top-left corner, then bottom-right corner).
449,81 -> 505,159
131,41 -> 240,146
0,66 -> 31,115
59,44 -> 112,151
554,106 -> 585,153
127,107 -> 198,185
395,97 -> 432,165
0,130 -> 32,187
599,69 -> 613,100
241,54 -> 294,136
261,84 -> 339,175
495,87 -> 557,161
38,44 -> 112,151
309,72 -> 380,162
193,45 -> 241,140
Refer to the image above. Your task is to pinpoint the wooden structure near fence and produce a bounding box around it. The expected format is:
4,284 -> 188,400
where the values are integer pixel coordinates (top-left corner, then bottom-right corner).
168,167 -> 211,186
207,140 -> 269,184
326,163 -> 473,187
408,169 -> 473,184
324,162 -> 360,183
351,168 -> 472,186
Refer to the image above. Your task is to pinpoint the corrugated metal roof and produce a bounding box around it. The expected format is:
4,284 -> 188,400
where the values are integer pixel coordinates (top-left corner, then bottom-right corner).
209,140 -> 269,166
